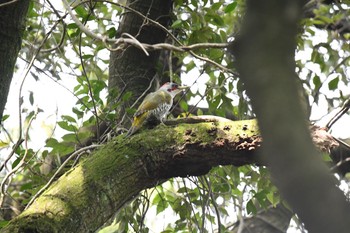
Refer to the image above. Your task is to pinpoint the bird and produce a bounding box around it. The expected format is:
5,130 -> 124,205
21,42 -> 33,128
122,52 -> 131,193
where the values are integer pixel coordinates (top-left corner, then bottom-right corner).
126,82 -> 188,137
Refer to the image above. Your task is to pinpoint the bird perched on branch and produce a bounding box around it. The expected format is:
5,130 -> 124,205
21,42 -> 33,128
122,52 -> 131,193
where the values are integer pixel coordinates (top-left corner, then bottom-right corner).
126,82 -> 188,137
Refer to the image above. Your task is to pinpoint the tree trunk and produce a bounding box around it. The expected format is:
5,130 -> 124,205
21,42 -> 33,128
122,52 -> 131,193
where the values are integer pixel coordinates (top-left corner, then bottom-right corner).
232,0 -> 350,232
0,0 -> 30,123
108,0 -> 172,124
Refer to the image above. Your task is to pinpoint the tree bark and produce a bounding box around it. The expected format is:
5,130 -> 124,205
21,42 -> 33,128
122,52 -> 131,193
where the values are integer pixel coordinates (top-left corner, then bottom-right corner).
231,0 -> 350,232
108,0 -> 172,124
0,0 -> 30,123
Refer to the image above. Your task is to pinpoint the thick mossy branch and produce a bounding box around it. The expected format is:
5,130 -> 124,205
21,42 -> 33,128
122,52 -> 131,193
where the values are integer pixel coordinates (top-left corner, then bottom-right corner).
3,118 -> 340,232
3,119 -> 259,232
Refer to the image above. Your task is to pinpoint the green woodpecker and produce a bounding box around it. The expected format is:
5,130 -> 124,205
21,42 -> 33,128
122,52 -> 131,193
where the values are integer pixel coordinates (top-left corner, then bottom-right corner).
126,82 -> 188,137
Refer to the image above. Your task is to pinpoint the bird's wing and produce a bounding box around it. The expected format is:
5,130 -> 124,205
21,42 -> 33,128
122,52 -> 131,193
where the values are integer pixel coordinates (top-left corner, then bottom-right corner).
134,91 -> 172,117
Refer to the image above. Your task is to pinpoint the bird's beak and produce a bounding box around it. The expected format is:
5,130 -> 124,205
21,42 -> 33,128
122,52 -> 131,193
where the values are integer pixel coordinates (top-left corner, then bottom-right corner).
176,85 -> 189,94
177,85 -> 189,90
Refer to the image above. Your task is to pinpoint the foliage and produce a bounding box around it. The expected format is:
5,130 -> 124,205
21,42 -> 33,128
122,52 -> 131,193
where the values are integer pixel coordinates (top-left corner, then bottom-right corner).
0,0 -> 349,232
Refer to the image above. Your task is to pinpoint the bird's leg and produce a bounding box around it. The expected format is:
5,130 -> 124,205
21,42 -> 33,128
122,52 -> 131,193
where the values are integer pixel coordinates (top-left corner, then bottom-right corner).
160,116 -> 168,126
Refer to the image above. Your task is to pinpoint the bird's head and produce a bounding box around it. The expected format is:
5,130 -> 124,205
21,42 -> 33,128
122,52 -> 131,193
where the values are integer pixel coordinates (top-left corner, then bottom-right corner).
159,82 -> 189,96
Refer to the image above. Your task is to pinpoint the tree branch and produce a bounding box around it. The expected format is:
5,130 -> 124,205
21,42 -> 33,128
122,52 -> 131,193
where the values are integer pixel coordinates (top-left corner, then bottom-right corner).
2,117 -> 343,232
2,119 -> 257,232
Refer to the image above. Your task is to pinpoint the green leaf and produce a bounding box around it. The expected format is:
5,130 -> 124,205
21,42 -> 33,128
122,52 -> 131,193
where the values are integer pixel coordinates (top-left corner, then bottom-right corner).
77,128 -> 94,140
322,153 -> 332,162
75,6 -> 87,18
196,108 -> 203,116
62,133 -> 78,143
62,115 -> 77,123
29,91 -> 34,105
20,182 -> 33,191
179,100 -> 188,111
185,60 -> 196,72
57,121 -> 77,132
171,19 -> 183,28
254,190 -> 268,207
91,80 -> 107,96
12,157 -> 21,169
313,75 -> 321,90
66,23 -> 78,29
107,27 -> 117,38
224,2 -> 237,13
67,27 -> 80,37
2,114 -> 9,122
122,91 -> 133,101
46,138 -> 59,148
211,15 -> 225,26
246,199 -> 257,214
82,54 -> 94,59
328,77 -> 339,90
211,2 -> 222,11
0,140 -> 9,148
156,200 -> 168,215
72,107 -> 84,119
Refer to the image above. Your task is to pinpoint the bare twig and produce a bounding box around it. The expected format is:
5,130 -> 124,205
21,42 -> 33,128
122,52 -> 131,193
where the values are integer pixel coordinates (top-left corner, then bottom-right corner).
0,110 -> 38,207
326,99 -> 350,130
40,0 -> 67,53
0,139 -> 24,173
331,156 -> 350,172
41,23 -> 66,53
104,36 -> 229,53
77,6 -> 102,141
121,33 -> 149,56
181,178 -> 201,230
62,0 -> 105,41
237,184 -> 248,233
0,0 -> 18,8
203,176 -> 222,233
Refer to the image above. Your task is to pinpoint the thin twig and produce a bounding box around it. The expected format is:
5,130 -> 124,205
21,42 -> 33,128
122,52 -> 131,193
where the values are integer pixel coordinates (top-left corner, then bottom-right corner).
62,0 -> 105,41
121,33 -> 149,56
326,99 -> 350,130
203,176 -> 222,233
138,193 -> 150,232
237,184 -> 248,233
78,6 -> 101,140
130,76 -> 156,110
0,0 -> 18,7
40,0 -> 67,53
0,111 -> 38,207
109,39 -> 229,53
182,178 -> 201,230
0,139 -> 24,173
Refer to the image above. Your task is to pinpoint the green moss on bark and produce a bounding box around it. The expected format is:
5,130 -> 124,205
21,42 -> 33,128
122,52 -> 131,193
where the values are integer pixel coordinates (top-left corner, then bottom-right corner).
4,119 -> 261,232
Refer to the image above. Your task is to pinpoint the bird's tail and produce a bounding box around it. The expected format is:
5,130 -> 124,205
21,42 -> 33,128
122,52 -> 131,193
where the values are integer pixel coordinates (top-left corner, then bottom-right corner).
124,112 -> 149,138
125,125 -> 137,138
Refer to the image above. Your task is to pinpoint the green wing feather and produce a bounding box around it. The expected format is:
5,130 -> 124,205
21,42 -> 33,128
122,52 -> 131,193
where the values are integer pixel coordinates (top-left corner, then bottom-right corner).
134,90 -> 171,117
126,90 -> 171,137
